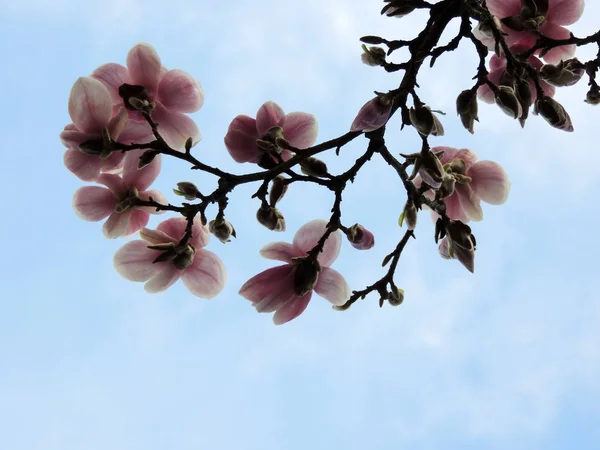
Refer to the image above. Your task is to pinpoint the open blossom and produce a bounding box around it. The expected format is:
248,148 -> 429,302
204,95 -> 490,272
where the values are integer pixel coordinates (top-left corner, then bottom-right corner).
418,147 -> 511,223
91,43 -> 204,150
72,150 -> 166,238
113,217 -> 226,298
224,101 -> 318,168
239,220 -> 350,325
350,95 -> 393,132
60,77 -> 129,181
478,42 -> 555,105
480,0 -> 585,64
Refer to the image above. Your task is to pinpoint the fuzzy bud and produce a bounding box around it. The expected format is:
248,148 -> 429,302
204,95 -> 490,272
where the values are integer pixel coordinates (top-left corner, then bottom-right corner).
456,90 -> 479,134
586,87 -> 600,105
269,175 -> 289,206
361,45 -> 387,66
173,182 -> 200,200
540,59 -> 585,87
381,1 -> 416,18
495,86 -> 522,119
300,157 -> 329,178
409,105 -> 444,137
256,205 -> 286,231
400,201 -> 418,230
534,96 -> 574,132
350,94 -> 393,132
388,285 -> 405,306
209,217 -> 236,243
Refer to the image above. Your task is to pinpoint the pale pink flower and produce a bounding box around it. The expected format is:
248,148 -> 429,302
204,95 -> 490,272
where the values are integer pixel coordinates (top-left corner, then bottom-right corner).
239,219 -> 350,325
482,0 -> 585,64
113,217 -> 226,298
420,147 -> 511,223
92,43 -> 204,150
60,77 -> 130,181
350,95 -> 393,132
72,150 -> 166,238
224,101 -> 318,168
478,42 -> 555,104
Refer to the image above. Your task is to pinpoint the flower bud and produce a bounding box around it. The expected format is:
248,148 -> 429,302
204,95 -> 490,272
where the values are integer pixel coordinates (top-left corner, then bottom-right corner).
350,94 -> 393,132
412,150 -> 445,189
438,175 -> 456,200
173,182 -> 200,200
300,157 -> 329,178
540,59 -> 585,87
361,45 -> 386,66
438,238 -> 453,259
269,175 -> 289,206
381,1 -> 416,18
495,86 -> 522,119
293,258 -> 321,296
388,285 -> 404,306
444,220 -> 476,273
534,96 -> 574,132
256,204 -> 286,231
456,90 -> 479,134
586,87 -> 600,105
515,78 -> 533,127
399,201 -> 417,230
409,105 -> 444,136
346,224 -> 375,250
209,217 -> 236,243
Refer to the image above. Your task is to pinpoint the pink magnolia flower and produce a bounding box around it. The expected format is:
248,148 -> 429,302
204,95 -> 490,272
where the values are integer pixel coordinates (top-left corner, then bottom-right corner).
350,95 -> 393,132
478,42 -> 555,104
60,77 -> 130,181
113,217 -> 226,298
239,219 -> 350,325
72,150 -> 166,238
420,147 -> 511,223
346,224 -> 375,250
224,101 -> 318,168
91,43 -> 204,150
482,0 -> 585,64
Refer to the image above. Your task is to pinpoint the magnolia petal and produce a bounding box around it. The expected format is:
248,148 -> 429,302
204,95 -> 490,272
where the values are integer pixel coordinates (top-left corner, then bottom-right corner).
239,265 -> 295,307
485,0 -> 521,18
259,242 -> 298,263
144,265 -> 182,293
139,227 -> 177,245
281,112 -> 318,149
123,149 -> 161,191
64,149 -> 103,181
350,97 -> 392,132
539,22 -> 576,64
72,186 -> 115,221
224,115 -> 260,163
96,173 -> 126,197
124,209 -> 149,236
477,68 -> 503,104
456,184 -> 484,222
119,120 -> 155,145
190,217 -> 211,249
273,293 -> 312,325
156,216 -> 187,241
256,101 -> 285,137
468,160 -> 511,205
103,209 -> 133,239
253,275 -> 298,314
126,43 -> 163,94
181,249 -> 226,299
114,240 -> 164,281
91,63 -> 130,104
157,69 -> 205,113
444,193 -> 469,223
313,267 -> 350,306
68,77 -> 113,133
60,125 -> 96,149
292,219 -> 342,267
152,103 -> 201,151
547,0 -> 585,26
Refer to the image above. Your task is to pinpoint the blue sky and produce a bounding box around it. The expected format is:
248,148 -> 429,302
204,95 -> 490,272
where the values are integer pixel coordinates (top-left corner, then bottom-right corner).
1,1 -> 599,449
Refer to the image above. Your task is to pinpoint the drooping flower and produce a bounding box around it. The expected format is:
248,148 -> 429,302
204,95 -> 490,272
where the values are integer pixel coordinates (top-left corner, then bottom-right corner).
239,219 -> 350,325
417,147 -> 511,223
113,216 -> 226,298
91,43 -> 204,150
60,77 -> 130,181
224,101 -> 318,168
72,150 -> 166,238
350,95 -> 393,132
480,0 -> 585,64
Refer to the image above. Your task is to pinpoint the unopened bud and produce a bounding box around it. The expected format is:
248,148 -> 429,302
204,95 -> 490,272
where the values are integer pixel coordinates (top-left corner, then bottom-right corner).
400,201 -> 417,230
534,96 -> 574,132
409,105 -> 444,136
350,94 -> 393,132
347,224 -> 375,250
388,285 -> 404,306
300,157 -> 329,178
293,258 -> 321,296
269,176 -> 289,206
444,220 -> 476,273
540,59 -> 585,87
208,218 -> 236,243
586,87 -> 600,105
438,175 -> 456,199
495,86 -> 522,119
381,1 -> 416,18
256,204 -> 286,231
173,182 -> 200,200
361,45 -> 386,66
456,90 -> 479,134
